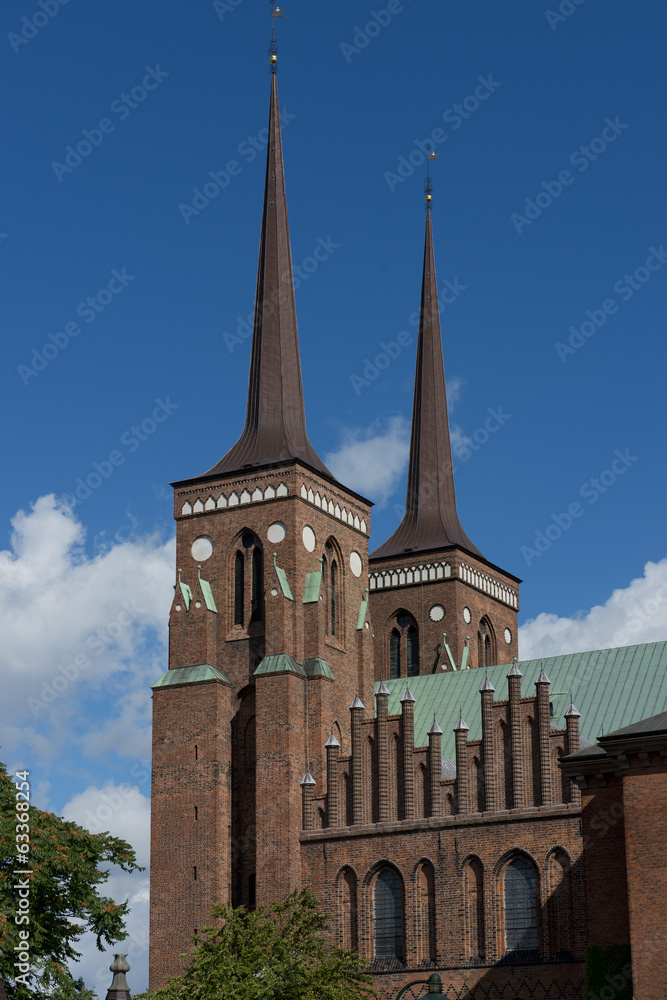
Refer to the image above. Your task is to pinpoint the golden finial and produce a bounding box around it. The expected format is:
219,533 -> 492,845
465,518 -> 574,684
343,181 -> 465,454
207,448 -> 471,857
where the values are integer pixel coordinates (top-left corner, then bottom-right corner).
269,2 -> 286,70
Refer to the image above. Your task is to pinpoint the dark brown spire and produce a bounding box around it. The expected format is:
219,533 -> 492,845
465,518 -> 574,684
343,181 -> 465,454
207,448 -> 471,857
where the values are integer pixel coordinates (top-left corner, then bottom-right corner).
203,74 -> 333,480
371,208 -> 482,560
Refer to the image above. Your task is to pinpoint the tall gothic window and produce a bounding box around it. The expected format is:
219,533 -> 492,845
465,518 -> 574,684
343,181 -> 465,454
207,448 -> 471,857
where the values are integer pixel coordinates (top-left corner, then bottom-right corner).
340,869 -> 358,951
390,629 -> 400,679
417,863 -> 436,963
478,617 -> 495,669
504,858 -> 539,956
330,559 -> 338,636
407,625 -> 419,677
464,859 -> 485,964
234,551 -> 245,626
374,868 -> 403,960
250,547 -> 263,622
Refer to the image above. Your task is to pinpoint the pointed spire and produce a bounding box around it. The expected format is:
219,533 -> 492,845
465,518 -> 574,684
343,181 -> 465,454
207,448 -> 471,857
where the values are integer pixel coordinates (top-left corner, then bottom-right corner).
375,681 -> 390,696
325,733 -> 340,748
400,686 -> 415,703
428,718 -> 443,735
479,673 -> 495,693
454,716 -> 469,732
300,771 -> 316,785
565,703 -> 581,718
349,695 -> 365,710
507,661 -> 523,678
203,74 -> 332,481
371,207 -> 482,559
535,670 -> 551,685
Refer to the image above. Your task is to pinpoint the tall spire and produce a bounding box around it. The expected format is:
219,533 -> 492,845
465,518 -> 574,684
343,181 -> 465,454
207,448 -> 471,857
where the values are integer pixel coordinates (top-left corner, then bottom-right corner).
371,204 -> 482,559
203,70 -> 333,481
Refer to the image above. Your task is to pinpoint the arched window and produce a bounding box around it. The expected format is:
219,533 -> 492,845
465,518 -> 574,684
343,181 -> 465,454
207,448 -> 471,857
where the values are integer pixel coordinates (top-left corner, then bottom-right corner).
464,859 -> 485,964
478,617 -> 496,669
234,551 -> 245,625
330,560 -> 338,636
373,869 -> 403,960
504,858 -> 538,955
251,547 -> 263,622
390,629 -> 400,679
417,863 -> 436,963
407,626 -> 419,677
340,869 -> 358,951
547,851 -> 572,959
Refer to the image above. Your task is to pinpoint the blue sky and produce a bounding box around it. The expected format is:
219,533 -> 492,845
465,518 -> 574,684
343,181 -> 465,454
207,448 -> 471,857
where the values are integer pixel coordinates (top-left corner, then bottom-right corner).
1,0 -> 666,992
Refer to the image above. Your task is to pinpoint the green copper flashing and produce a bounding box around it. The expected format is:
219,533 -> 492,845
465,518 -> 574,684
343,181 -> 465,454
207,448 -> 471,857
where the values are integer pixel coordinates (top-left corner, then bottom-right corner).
177,569 -> 192,611
460,636 -> 470,671
197,566 -> 218,613
356,588 -> 369,630
273,553 -> 294,601
303,657 -> 334,680
442,633 -> 457,671
152,664 -> 231,688
254,653 -> 306,677
303,567 -> 322,604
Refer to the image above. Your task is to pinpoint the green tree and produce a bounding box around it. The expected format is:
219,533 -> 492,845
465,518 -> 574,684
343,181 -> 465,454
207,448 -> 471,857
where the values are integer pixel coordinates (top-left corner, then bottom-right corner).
0,762 -> 143,1000
137,888 -> 375,1000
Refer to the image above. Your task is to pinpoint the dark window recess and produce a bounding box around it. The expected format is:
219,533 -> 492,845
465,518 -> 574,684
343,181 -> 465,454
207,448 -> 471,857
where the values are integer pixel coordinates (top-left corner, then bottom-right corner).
194,806 -> 198,821
374,869 -> 403,960
234,551 -> 245,625
549,702 -> 554,718
194,744 -> 198,761
407,625 -> 419,677
390,630 -> 400,679
193,866 -> 197,881
505,858 -> 538,953
330,561 -> 337,637
250,547 -> 263,622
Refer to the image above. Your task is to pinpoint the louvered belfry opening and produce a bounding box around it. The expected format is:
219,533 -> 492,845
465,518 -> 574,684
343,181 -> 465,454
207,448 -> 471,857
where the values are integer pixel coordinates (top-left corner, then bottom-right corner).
390,629 -> 400,679
250,546 -> 263,623
234,551 -> 245,626
407,625 -> 419,677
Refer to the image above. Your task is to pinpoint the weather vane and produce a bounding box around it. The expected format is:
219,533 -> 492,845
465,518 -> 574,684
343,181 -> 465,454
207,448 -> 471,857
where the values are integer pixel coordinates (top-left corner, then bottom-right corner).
424,144 -> 438,205
269,2 -> 286,70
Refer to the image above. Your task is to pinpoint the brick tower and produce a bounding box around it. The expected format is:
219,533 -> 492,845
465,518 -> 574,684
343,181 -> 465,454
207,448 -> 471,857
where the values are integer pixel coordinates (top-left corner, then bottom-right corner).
369,201 -> 520,680
149,68 -> 374,987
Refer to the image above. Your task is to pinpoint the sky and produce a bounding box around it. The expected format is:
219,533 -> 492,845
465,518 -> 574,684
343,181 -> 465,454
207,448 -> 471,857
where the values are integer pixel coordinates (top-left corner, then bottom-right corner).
1,0 -> 666,993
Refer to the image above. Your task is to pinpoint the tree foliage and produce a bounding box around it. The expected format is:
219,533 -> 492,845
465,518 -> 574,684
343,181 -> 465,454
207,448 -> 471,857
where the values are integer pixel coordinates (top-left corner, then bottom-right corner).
0,762 -> 142,1000
136,888 -> 375,1000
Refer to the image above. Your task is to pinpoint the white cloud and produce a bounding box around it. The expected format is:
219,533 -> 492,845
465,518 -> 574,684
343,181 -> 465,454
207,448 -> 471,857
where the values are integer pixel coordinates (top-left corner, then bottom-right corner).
325,415 -> 410,506
519,557 -> 667,659
446,375 -> 465,412
62,782 -> 151,995
0,494 -> 174,767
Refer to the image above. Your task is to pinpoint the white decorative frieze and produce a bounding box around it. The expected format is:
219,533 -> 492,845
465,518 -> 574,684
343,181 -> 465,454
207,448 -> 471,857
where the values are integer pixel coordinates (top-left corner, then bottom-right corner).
369,561 -> 452,591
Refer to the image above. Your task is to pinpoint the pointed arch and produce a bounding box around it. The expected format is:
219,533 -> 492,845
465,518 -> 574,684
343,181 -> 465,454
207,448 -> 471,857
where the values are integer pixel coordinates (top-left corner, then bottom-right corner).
478,616 -> 497,669
324,538 -> 343,640
337,866 -> 358,951
462,856 -> 485,964
416,861 -> 436,964
372,866 -> 404,961
546,849 -> 573,959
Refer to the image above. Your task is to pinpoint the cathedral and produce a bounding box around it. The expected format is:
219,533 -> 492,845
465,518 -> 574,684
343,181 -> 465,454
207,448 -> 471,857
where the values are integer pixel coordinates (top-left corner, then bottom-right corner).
148,48 -> 667,1000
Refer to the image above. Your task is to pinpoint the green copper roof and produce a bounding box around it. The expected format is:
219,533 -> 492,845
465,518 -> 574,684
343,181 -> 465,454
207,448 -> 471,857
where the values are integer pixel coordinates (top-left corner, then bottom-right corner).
152,664 -> 231,688
254,653 -> 305,677
177,569 -> 192,611
304,657 -> 334,679
379,641 -> 667,759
